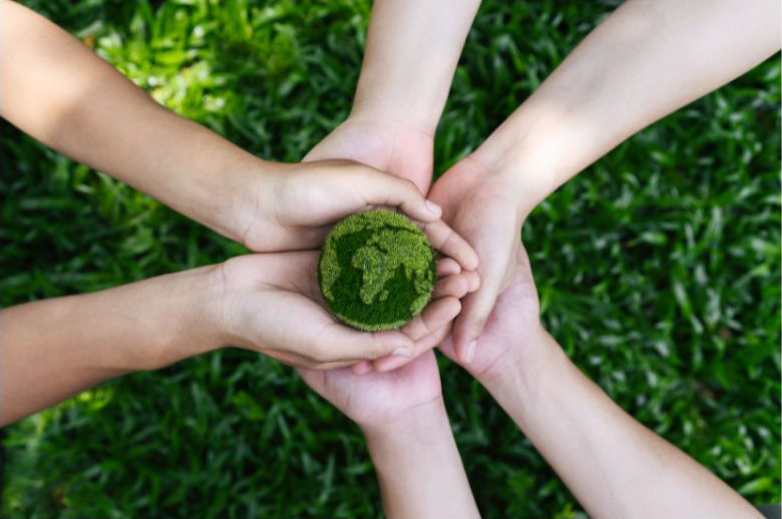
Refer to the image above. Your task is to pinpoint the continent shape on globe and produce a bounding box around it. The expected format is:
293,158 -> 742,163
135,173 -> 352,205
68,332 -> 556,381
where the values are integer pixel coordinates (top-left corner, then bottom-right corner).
318,209 -> 436,331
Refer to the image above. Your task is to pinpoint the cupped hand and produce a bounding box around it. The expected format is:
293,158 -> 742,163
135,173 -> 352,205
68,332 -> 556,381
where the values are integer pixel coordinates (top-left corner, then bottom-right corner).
428,157 -> 529,363
232,159 -> 477,273
302,117 -> 481,373
298,348 -> 442,428
208,251 -> 476,370
303,116 -> 435,193
439,241 -> 544,382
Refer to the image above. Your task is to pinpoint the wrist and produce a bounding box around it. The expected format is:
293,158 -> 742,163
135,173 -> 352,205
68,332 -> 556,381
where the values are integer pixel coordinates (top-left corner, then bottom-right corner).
346,104 -> 438,140
478,326 -> 566,407
219,157 -> 277,250
135,265 -> 225,370
468,103 -> 580,216
360,396 -> 448,447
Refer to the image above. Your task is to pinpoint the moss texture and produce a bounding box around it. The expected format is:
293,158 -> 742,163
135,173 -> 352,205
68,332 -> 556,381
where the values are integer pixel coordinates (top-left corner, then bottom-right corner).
318,209 -> 436,331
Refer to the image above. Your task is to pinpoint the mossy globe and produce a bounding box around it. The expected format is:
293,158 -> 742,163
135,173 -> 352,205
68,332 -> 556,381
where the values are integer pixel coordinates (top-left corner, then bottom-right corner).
318,209 -> 436,331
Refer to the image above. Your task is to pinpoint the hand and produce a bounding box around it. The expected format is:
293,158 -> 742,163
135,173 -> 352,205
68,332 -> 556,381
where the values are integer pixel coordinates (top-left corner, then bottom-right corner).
438,241 -> 549,384
304,116 -> 435,193
230,159 -> 479,274
299,349 -> 481,519
428,157 -> 532,363
207,251 -> 475,369
298,348 -> 441,427
440,245 -> 764,519
303,120 -> 481,374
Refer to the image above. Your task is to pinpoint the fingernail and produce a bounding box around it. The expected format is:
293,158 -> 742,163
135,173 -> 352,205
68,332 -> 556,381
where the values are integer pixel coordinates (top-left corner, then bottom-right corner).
392,347 -> 412,358
465,340 -> 477,364
426,200 -> 442,216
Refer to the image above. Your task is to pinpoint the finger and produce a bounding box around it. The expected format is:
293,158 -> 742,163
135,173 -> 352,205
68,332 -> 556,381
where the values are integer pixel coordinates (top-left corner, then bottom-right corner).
436,257 -> 461,276
421,219 -> 479,271
373,323 -> 452,372
438,336 -> 458,363
281,347 -> 376,371
401,296 -> 461,341
464,270 -> 481,293
351,361 -> 373,375
356,169 -> 443,222
372,299 -> 460,372
318,325 -> 416,363
432,274 -> 470,299
265,347 -> 362,370
261,287 -> 415,364
452,263 -> 512,364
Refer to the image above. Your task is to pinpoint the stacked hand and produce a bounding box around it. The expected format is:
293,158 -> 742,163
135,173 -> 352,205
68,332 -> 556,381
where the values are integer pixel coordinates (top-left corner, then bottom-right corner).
429,158 -> 532,363
229,158 -> 447,252
301,112 -> 528,370
207,157 -> 480,369
210,250 -> 476,370
303,116 -> 479,372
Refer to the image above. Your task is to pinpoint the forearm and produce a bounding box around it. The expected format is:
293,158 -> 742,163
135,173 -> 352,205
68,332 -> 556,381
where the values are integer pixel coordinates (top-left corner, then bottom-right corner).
471,0 -> 781,212
0,265 -> 220,425
483,328 -> 761,518
351,0 -> 481,133
362,398 -> 480,519
0,1 -> 259,242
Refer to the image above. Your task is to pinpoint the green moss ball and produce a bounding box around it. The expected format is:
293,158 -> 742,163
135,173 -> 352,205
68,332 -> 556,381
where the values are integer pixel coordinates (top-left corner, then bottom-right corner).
318,209 -> 436,331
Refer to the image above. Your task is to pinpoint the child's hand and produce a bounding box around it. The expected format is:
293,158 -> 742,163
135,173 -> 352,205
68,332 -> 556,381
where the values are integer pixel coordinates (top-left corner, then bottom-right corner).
428,157 -> 531,364
299,348 -> 480,519
303,117 -> 434,194
438,241 -> 548,384
231,160 -> 477,271
298,348 -> 441,427
205,251 -> 476,370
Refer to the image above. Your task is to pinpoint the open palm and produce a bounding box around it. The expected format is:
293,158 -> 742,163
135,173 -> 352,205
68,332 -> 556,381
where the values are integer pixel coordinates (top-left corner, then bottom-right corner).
439,242 -> 542,380
217,252 -> 464,369
429,157 -> 527,362
297,349 -> 441,427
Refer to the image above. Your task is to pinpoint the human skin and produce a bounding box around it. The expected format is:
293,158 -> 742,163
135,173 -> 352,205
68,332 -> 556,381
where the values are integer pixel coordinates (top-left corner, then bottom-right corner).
304,0 -> 482,371
0,0 -> 482,422
439,245 -> 763,518
0,0 -> 480,258
430,0 -> 782,361
0,251 -> 477,426
304,0 -> 482,194
298,349 -> 480,519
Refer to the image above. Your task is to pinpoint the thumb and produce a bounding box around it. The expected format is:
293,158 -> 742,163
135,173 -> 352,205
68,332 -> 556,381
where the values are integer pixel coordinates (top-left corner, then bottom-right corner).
353,168 -> 442,222
452,251 -> 517,364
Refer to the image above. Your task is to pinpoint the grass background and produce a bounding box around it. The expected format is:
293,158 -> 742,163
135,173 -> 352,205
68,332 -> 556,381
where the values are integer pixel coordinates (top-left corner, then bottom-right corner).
1,0 -> 779,517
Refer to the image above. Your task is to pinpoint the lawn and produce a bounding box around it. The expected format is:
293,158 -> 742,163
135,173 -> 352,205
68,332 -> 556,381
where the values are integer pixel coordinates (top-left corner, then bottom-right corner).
1,0 -> 779,518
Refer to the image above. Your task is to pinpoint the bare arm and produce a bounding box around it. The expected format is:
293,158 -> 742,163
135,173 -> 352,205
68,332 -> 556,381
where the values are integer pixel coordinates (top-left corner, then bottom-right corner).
0,0 -> 258,241
0,265 -> 219,425
0,1 -> 467,254
299,352 -> 480,519
305,0 -> 481,193
363,398 -> 480,519
351,0 -> 481,133
441,248 -> 762,518
473,0 -> 781,206
433,0 -> 781,357
484,328 -> 762,519
1,249 -> 477,426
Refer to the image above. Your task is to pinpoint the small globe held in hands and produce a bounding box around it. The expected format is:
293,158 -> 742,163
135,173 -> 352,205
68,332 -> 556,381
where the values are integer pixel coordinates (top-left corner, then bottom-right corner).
318,209 -> 436,331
